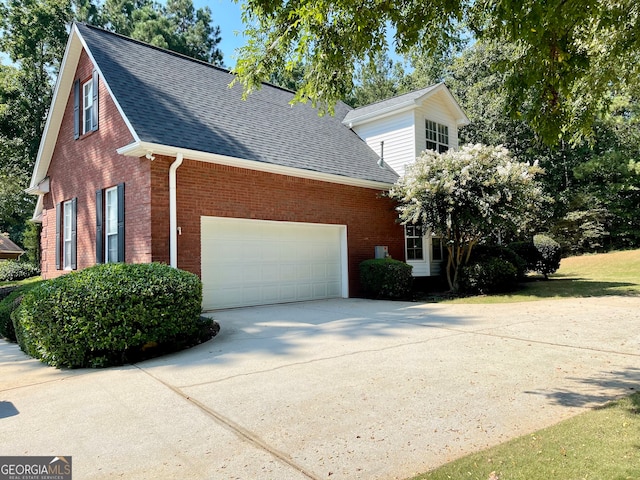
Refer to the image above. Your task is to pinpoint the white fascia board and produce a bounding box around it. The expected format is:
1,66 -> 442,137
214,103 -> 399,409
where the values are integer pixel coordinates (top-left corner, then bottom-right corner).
76,26 -> 140,145
415,84 -> 470,126
28,26 -> 81,191
31,196 -> 44,223
118,141 -> 395,191
28,24 -> 140,193
343,102 -> 417,128
345,83 -> 470,129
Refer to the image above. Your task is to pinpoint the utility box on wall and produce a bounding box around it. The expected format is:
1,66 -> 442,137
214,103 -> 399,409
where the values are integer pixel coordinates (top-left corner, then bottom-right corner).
374,246 -> 389,259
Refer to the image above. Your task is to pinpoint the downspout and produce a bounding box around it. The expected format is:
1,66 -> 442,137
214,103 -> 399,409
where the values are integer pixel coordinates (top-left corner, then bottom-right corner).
169,153 -> 184,268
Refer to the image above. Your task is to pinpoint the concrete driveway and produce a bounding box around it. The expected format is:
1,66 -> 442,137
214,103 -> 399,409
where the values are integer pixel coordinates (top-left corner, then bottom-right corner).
2,297 -> 640,479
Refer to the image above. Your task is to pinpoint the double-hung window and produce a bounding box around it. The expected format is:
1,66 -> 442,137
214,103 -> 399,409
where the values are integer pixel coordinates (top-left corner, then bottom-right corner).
426,120 -> 449,153
56,198 -> 77,270
405,225 -> 424,261
74,70 -> 99,139
96,183 -> 125,263
105,187 -> 119,263
83,80 -> 94,135
63,202 -> 74,268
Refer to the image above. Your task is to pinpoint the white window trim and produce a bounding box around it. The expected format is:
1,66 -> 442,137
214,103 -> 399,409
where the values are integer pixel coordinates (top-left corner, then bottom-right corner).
405,225 -> 425,261
105,186 -> 118,263
426,119 -> 449,153
82,79 -> 93,135
63,201 -> 73,269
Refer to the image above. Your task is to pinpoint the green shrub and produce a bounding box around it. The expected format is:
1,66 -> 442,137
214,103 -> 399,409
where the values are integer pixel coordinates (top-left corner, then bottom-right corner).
471,244 -> 528,280
0,260 -> 40,282
13,263 -> 207,368
533,234 -> 562,278
359,258 -> 413,299
0,281 -> 44,341
459,257 -> 518,294
507,241 -> 540,273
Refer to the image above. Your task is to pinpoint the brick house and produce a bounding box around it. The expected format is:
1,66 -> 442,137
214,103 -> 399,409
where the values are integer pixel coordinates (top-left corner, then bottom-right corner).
27,23 -> 468,310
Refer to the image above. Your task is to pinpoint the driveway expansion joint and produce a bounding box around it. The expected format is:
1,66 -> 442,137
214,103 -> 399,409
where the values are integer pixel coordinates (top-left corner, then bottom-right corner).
134,364 -> 321,480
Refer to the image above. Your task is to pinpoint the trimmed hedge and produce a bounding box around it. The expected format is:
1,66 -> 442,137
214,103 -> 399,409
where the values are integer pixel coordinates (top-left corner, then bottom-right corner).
0,260 -> 40,282
533,234 -> 562,278
13,263 -> 209,368
0,281 -> 44,341
459,257 -> 518,294
359,258 -> 413,299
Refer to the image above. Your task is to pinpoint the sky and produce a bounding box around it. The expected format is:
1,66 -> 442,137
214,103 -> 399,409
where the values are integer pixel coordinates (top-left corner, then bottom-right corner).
198,0 -> 247,68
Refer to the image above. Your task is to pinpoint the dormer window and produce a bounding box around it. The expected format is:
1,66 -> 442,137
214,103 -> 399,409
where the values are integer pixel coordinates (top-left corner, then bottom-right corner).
426,120 -> 449,153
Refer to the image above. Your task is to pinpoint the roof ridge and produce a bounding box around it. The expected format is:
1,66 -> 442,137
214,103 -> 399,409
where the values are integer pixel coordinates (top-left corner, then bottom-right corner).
75,22 -> 300,97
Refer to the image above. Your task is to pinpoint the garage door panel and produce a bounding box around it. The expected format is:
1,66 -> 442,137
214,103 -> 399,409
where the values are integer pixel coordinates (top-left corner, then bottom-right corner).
201,217 -> 346,310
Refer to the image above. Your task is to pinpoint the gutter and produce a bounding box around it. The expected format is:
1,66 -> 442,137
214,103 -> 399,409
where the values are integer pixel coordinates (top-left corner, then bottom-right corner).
169,153 -> 183,268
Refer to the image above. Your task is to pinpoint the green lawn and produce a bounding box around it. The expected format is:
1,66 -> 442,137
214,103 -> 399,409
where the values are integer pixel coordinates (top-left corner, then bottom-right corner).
409,250 -> 640,480
445,249 -> 640,304
411,394 -> 640,480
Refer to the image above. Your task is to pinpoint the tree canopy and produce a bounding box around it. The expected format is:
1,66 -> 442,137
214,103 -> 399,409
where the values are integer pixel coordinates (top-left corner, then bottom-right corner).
234,0 -> 640,144
95,0 -> 223,64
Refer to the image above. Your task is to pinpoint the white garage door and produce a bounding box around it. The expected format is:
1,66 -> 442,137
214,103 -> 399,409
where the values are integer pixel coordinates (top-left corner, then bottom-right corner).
201,217 -> 347,310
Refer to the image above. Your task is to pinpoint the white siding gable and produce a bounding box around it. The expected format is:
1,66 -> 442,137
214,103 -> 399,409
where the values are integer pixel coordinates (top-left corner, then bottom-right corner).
414,91 -> 461,159
349,86 -> 467,178
351,111 -> 415,177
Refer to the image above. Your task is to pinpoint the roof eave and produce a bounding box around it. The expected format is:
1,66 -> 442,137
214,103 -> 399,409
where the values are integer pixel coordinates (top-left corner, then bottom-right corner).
118,141 -> 396,190
344,83 -> 470,128
343,101 -> 418,128
28,23 -> 141,203
415,83 -> 470,127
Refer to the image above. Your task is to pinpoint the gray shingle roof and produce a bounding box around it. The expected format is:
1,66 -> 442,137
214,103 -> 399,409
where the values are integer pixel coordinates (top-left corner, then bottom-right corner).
76,23 -> 398,185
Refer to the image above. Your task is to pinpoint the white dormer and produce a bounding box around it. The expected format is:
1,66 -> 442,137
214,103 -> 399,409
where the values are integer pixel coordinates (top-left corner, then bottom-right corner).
343,83 -> 470,177
344,84 -> 470,277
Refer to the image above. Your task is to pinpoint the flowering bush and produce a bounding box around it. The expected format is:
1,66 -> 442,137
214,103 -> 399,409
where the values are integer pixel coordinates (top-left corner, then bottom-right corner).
389,144 -> 546,291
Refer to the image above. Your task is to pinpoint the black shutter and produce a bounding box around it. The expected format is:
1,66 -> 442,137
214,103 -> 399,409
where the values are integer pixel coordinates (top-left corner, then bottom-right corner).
96,189 -> 103,263
70,198 -> 77,270
117,183 -> 125,262
55,202 -> 62,269
91,70 -> 99,131
73,80 -> 80,139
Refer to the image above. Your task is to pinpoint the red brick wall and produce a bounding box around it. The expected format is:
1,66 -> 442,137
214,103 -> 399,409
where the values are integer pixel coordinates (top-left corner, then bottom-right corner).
149,157 -> 405,297
40,50 -> 404,296
40,50 -> 152,278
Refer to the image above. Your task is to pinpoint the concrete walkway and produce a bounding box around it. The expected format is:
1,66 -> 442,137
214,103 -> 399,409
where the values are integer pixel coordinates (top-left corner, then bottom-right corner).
2,297 -> 640,479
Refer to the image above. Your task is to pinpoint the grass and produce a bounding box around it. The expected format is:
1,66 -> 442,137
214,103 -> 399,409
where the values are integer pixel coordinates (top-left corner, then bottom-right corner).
410,393 -> 640,480
444,249 -> 640,304
408,250 -> 640,480
0,275 -> 43,297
